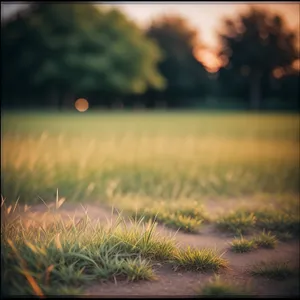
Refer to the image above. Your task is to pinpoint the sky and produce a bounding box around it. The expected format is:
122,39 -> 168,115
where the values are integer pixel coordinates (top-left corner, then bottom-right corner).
101,2 -> 300,71
1,3 -> 29,21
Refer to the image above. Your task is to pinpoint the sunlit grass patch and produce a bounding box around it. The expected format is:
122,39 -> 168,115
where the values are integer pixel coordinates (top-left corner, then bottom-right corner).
216,210 -> 256,235
216,208 -> 300,238
169,202 -> 210,221
109,217 -> 178,261
197,275 -> 253,298
2,228 -> 157,296
230,236 -> 257,253
253,230 -> 277,249
3,113 -> 299,205
230,231 -> 278,253
123,199 -> 209,233
119,258 -> 156,281
1,200 -> 176,296
172,247 -> 228,272
158,212 -> 203,233
2,198 -> 231,296
253,210 -> 300,236
249,261 -> 297,280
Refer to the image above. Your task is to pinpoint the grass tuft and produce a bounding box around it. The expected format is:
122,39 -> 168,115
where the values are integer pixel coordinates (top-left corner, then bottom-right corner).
197,275 -> 253,298
2,199 -> 228,296
161,213 -> 203,233
125,200 -> 209,233
253,231 -> 277,249
172,247 -> 228,272
216,210 -> 256,234
230,236 -> 257,253
230,231 -> 278,253
249,261 -> 297,280
119,257 -> 156,281
217,208 -> 299,237
1,200 -> 172,296
276,232 -> 294,241
253,210 -> 300,236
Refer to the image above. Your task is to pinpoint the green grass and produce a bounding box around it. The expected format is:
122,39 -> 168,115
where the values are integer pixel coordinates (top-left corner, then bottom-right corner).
253,230 -> 277,249
230,231 -> 278,253
2,112 -> 299,205
172,247 -> 228,272
217,208 -> 299,237
253,210 -> 300,236
276,232 -> 294,241
1,111 -> 299,296
249,261 -> 297,280
1,207 -> 158,296
216,211 -> 257,235
197,275 -> 253,298
1,199 -> 228,297
122,199 -> 209,233
230,236 -> 257,253
3,112 -> 298,235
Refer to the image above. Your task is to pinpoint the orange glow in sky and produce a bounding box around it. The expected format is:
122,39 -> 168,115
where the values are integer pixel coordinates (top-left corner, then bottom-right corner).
292,59 -> 300,71
101,2 -> 300,72
193,48 -> 222,73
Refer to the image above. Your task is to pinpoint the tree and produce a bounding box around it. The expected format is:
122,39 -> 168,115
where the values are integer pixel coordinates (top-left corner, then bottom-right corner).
146,15 -> 209,108
217,6 -> 299,109
215,66 -> 248,99
1,4 -> 165,109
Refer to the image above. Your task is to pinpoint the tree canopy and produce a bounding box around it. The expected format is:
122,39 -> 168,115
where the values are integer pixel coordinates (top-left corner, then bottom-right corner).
217,6 -> 299,109
146,15 -> 209,107
1,3 -> 165,108
1,4 -> 298,111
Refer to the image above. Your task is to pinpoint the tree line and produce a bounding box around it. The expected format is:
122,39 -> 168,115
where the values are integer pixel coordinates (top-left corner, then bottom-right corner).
1,4 -> 299,110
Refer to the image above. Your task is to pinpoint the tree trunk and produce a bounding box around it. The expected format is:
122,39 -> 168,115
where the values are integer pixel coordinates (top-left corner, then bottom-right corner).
249,70 -> 263,110
58,94 -> 64,111
63,91 -> 74,109
48,87 -> 59,108
59,90 -> 74,111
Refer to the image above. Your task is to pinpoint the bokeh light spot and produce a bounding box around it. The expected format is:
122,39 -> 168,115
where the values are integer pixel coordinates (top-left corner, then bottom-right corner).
75,98 -> 89,112
273,68 -> 284,79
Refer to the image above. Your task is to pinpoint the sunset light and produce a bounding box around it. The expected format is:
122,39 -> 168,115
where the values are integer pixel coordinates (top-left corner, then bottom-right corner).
194,48 -> 223,73
106,3 -> 300,72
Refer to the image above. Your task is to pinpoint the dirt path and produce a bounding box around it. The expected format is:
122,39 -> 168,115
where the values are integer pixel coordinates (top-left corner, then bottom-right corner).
7,201 -> 300,297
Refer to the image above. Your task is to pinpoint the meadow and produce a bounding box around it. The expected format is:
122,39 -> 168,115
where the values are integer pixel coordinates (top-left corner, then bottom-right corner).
2,111 -> 299,204
1,111 -> 299,297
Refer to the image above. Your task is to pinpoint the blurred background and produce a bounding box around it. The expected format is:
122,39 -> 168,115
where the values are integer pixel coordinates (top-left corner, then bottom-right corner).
1,2 -> 299,112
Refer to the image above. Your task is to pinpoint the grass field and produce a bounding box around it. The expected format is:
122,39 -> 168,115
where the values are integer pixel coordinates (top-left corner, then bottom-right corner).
2,111 -> 299,204
1,111 -> 299,296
